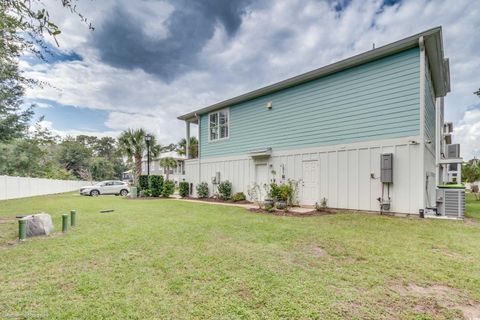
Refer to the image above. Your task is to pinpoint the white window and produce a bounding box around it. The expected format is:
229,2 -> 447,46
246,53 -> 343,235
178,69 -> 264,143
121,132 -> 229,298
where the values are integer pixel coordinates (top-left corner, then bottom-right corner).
209,109 -> 229,141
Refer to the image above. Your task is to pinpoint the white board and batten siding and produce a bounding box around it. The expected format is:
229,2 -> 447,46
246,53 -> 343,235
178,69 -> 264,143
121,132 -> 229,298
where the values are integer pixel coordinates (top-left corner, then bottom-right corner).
184,136 -> 422,214
0,176 -> 88,200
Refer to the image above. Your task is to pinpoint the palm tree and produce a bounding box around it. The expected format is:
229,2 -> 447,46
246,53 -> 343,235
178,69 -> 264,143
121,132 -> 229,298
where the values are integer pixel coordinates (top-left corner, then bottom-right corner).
177,136 -> 198,158
118,129 -> 160,184
159,157 -> 177,180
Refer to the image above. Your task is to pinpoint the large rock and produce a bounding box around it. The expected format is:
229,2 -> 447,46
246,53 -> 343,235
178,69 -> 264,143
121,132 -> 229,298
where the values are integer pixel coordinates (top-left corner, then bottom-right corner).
24,213 -> 54,237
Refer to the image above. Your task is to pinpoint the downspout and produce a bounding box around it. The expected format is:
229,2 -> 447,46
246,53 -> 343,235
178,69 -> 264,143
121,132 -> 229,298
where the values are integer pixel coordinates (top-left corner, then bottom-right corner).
195,113 -> 201,187
419,36 -> 426,211
435,97 -> 442,186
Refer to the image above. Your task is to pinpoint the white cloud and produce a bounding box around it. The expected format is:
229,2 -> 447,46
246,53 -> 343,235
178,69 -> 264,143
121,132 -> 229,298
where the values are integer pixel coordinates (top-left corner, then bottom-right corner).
22,0 -> 480,158
30,120 -> 120,139
453,106 -> 480,159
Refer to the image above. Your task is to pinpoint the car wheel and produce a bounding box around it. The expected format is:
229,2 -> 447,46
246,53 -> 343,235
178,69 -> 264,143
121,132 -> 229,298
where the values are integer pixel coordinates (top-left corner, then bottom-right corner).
90,190 -> 100,197
120,189 -> 129,197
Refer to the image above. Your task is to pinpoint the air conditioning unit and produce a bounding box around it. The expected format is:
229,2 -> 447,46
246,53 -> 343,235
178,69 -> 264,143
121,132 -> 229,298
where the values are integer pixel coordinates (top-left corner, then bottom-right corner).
443,122 -> 453,134
436,188 -> 465,219
444,133 -> 452,145
446,144 -> 460,159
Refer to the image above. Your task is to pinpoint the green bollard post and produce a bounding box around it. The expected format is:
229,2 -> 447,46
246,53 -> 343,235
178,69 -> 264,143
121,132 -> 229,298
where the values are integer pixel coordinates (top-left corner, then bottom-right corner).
19,218 -> 27,241
62,214 -> 68,233
70,210 -> 76,227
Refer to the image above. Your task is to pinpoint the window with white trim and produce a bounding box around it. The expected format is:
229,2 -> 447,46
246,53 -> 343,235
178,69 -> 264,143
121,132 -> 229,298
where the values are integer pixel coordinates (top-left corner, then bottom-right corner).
209,109 -> 229,141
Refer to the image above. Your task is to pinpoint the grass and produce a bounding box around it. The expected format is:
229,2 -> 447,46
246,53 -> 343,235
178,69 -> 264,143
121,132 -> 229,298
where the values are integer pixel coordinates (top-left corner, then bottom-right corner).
0,193 -> 479,319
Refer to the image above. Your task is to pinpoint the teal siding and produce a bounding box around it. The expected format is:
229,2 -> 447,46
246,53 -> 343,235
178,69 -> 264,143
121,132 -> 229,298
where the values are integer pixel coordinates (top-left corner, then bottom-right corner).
200,47 -> 420,159
425,58 -> 436,152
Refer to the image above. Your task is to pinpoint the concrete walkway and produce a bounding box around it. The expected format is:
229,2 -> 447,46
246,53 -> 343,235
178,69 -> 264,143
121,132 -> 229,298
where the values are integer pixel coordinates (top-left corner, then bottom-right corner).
171,197 -> 314,213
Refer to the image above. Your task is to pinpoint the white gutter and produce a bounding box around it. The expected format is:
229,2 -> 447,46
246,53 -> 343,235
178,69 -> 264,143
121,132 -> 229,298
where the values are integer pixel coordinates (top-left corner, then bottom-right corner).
419,36 -> 426,210
435,97 -> 442,185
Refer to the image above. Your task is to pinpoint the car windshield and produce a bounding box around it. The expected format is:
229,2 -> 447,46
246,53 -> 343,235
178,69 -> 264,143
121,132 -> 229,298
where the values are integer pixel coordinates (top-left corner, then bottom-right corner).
95,182 -> 106,186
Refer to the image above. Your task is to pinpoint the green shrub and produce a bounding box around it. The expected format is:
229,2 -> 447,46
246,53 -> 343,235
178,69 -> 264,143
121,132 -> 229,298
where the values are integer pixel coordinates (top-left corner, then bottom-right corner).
161,180 -> 175,198
232,192 -> 246,202
218,180 -> 232,200
139,175 -> 149,190
196,182 -> 209,198
266,183 -> 280,200
276,184 -> 291,201
142,188 -> 153,197
179,181 -> 189,198
148,175 -> 164,197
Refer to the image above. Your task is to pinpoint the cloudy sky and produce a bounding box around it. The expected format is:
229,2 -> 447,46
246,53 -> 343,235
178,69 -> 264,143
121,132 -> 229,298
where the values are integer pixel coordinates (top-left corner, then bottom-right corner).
22,0 -> 480,159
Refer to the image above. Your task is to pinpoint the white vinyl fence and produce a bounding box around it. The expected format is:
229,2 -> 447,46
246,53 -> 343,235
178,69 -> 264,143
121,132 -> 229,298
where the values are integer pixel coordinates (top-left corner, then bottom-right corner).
0,176 -> 89,200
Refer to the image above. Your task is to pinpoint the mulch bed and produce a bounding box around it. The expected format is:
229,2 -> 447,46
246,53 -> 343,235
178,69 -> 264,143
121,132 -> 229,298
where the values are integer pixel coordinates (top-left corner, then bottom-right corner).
124,197 -> 175,201
184,197 -> 252,205
248,208 -> 335,217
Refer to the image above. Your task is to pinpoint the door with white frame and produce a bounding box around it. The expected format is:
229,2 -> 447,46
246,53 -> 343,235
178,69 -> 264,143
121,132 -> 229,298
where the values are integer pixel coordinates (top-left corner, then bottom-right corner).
255,163 -> 268,200
301,160 -> 319,205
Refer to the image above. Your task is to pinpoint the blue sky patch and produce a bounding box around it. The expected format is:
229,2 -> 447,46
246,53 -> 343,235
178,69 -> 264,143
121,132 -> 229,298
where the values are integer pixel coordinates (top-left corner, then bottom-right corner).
30,99 -> 110,132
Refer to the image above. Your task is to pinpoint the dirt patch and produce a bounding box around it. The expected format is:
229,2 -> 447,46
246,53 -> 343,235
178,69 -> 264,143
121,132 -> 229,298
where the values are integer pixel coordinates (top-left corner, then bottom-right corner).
431,246 -> 470,260
248,208 -> 334,217
309,245 -> 327,258
236,286 -> 252,300
0,216 -> 17,223
392,283 -> 480,319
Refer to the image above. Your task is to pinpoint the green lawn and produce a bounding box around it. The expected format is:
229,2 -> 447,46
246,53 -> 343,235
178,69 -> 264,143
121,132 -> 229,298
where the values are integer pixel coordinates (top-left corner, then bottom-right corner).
0,193 -> 479,319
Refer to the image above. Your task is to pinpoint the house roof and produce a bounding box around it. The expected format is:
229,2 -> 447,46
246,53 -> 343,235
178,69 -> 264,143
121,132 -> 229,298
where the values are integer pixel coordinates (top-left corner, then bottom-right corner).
178,26 -> 450,123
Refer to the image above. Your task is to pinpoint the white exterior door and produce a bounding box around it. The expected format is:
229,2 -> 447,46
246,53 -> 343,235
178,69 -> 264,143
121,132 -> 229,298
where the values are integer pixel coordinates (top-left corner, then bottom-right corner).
301,160 -> 319,205
255,163 -> 268,200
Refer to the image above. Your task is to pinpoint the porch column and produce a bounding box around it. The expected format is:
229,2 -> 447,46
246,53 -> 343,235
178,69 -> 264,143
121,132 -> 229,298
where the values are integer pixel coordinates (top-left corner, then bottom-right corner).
185,121 -> 190,159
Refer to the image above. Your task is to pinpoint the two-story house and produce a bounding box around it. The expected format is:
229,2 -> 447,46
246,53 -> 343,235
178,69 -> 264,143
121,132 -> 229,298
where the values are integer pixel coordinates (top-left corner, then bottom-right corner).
178,27 -> 459,215
140,151 -> 186,184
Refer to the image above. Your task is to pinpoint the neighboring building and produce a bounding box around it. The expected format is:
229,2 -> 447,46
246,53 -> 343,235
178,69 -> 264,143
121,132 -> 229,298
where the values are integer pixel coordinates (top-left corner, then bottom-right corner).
178,27 -> 460,215
141,151 -> 186,184
122,170 -> 133,183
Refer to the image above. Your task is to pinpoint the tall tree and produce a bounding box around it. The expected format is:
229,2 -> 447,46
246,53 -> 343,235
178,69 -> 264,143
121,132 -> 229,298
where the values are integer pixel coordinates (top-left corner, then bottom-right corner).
159,157 -> 177,180
0,7 -> 34,142
1,1 -> 92,142
462,160 -> 480,183
177,137 -> 198,158
57,138 -> 92,178
118,129 -> 160,184
475,88 -> 480,97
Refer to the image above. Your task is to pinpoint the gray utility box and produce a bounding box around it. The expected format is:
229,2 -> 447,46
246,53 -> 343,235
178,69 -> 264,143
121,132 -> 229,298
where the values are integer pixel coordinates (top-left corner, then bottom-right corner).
380,153 -> 393,183
436,188 -> 465,218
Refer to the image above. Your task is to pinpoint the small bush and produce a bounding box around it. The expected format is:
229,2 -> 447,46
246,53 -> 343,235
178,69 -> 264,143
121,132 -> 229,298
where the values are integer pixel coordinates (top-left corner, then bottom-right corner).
276,184 -> 291,202
142,188 -> 153,197
247,183 -> 263,209
264,204 -> 275,212
196,182 -> 209,198
315,197 -> 328,211
286,179 -> 300,206
217,180 -> 232,200
265,183 -> 279,200
232,192 -> 246,202
139,175 -> 149,190
161,180 -> 175,198
148,175 -> 164,197
179,181 -> 189,198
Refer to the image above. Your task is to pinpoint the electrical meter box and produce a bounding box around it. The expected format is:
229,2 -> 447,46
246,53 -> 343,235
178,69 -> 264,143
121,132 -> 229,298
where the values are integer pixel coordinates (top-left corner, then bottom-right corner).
380,153 -> 393,183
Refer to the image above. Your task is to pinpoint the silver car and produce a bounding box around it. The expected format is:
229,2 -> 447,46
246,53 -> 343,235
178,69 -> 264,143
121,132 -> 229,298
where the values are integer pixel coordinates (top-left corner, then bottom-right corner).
80,180 -> 130,196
